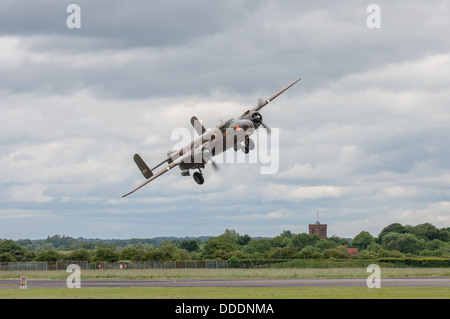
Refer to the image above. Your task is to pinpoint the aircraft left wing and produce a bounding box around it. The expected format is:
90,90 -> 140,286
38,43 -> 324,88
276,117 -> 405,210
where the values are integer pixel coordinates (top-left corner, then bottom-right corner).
122,150 -> 193,198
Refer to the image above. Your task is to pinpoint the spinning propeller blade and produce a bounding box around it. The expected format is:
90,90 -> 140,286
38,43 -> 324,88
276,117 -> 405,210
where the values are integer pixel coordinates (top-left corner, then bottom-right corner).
261,122 -> 271,135
211,159 -> 219,171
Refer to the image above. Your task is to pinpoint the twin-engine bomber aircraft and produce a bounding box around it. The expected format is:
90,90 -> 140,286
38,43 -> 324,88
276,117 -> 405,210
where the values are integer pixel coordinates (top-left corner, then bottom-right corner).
122,77 -> 301,197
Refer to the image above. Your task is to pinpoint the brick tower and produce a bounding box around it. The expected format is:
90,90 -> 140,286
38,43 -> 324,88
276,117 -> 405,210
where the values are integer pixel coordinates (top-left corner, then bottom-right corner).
309,213 -> 327,239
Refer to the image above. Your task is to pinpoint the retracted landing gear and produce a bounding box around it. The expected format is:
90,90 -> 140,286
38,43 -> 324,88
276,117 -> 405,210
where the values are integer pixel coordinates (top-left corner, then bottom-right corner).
233,136 -> 255,154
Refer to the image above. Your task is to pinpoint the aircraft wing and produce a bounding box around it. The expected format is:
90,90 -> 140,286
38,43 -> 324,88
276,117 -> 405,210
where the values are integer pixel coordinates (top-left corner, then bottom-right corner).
247,77 -> 301,114
122,150 -> 193,198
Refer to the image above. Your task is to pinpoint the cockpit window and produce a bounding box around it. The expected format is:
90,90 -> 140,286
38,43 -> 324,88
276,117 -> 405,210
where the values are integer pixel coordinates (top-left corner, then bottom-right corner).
218,118 -> 235,133
233,119 -> 255,134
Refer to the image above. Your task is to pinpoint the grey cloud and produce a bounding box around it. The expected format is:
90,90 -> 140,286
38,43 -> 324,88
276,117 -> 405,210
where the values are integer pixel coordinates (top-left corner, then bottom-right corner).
1,1 -> 450,239
0,0 -> 252,48
2,1 -> 450,100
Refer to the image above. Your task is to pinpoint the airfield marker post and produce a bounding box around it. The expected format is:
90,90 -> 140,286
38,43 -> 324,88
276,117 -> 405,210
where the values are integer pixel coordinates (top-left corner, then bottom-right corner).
19,276 -> 27,289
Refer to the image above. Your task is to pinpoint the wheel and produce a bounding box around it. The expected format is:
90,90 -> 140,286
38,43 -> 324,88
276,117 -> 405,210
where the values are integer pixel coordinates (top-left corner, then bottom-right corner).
242,136 -> 253,153
247,137 -> 255,150
242,137 -> 250,154
193,172 -> 204,185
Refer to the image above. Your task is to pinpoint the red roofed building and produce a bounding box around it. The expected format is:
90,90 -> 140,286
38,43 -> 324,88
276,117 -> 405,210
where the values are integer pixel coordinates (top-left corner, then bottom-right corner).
342,246 -> 359,256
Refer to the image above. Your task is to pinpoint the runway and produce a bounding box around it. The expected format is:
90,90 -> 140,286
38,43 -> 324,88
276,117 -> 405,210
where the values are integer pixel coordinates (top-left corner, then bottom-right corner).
1,277 -> 449,289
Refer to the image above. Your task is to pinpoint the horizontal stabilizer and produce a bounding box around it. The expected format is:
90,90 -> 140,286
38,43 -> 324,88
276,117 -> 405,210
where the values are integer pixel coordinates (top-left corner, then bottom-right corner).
123,149 -> 194,197
133,154 -> 153,179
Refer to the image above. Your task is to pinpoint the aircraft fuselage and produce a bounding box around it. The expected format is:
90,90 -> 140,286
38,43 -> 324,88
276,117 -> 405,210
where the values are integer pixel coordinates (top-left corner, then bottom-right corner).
175,118 -> 255,171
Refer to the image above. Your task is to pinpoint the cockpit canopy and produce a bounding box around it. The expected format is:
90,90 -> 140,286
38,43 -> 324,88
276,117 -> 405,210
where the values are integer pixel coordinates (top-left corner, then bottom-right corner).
233,119 -> 254,134
218,118 -> 254,135
218,118 -> 235,133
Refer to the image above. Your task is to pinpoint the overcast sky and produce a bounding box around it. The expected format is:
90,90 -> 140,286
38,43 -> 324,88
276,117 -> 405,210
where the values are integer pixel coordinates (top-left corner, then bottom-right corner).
1,0 -> 449,240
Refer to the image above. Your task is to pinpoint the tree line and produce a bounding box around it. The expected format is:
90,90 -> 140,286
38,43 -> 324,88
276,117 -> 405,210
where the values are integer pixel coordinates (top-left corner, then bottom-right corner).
0,222 -> 448,262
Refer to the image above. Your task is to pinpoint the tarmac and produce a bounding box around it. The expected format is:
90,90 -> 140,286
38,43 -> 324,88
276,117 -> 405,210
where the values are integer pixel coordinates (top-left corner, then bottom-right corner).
1,277 -> 449,289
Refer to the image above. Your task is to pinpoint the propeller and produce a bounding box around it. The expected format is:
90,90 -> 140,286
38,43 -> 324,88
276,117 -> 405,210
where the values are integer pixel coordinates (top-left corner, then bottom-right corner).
261,122 -> 271,135
210,159 -> 219,171
256,98 -> 271,135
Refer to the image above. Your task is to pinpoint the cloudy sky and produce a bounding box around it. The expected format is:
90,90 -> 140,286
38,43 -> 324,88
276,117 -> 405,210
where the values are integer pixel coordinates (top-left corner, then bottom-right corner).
1,0 -> 449,240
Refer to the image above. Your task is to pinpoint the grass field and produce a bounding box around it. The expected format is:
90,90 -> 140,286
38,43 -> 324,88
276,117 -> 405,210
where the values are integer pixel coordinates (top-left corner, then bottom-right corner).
1,287 -> 449,299
0,268 -> 448,299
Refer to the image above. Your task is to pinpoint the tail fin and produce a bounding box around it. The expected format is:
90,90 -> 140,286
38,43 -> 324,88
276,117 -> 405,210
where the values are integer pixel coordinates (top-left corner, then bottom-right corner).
133,154 -> 153,179
190,116 -> 207,135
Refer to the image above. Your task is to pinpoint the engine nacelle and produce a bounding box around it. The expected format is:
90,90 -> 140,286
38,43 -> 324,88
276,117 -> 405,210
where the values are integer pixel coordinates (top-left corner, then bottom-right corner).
202,146 -> 213,161
180,169 -> 190,176
250,112 -> 263,127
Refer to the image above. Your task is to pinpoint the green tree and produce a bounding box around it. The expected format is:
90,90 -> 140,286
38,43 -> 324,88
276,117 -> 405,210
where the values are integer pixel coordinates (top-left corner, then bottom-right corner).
377,248 -> 403,258
298,245 -> 322,259
242,239 -> 271,255
323,247 -> 350,259
315,239 -> 336,251
92,248 -> 119,262
366,242 -> 381,253
45,235 -> 78,250
280,230 -> 293,238
179,239 -> 201,252
440,227 -> 450,242
352,231 -> 376,251
425,239 -> 447,251
291,233 -> 321,250
35,250 -> 62,261
35,243 -> 54,254
120,247 -> 145,261
144,244 -> 190,261
210,249 -> 233,260
267,246 -> 299,259
218,230 -> 239,244
378,223 -> 406,242
200,237 -> 238,259
0,252 -> 15,262
441,245 -> 450,257
0,240 -> 31,261
327,235 -> 350,246
358,250 -> 377,259
408,223 -> 441,241
381,232 -> 424,254
270,235 -> 291,248
66,248 -> 91,261
237,234 -> 251,246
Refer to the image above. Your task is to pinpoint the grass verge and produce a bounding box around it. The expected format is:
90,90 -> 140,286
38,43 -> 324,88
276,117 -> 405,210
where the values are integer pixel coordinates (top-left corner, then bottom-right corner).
0,287 -> 449,299
0,268 -> 448,280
